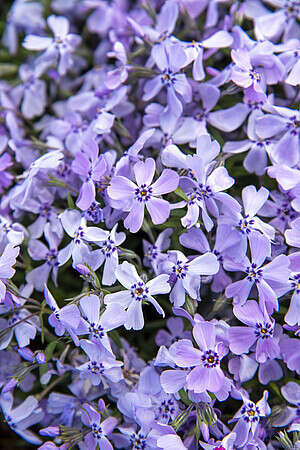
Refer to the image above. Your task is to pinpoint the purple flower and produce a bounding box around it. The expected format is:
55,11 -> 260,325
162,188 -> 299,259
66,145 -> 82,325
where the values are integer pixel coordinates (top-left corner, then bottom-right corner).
26,223 -> 61,291
96,223 -> 126,285
72,137 -> 107,210
0,243 -> 19,301
143,41 -> 192,128
104,261 -> 169,330
0,392 -> 44,444
155,317 -> 191,347
285,252 -> 300,326
230,391 -> 270,448
23,15 -> 81,76
160,250 -> 219,307
107,158 -> 179,233
44,286 -> 81,345
229,300 -> 280,363
231,48 -> 265,94
78,339 -> 123,386
255,106 -> 300,168
12,64 -> 46,119
285,217 -> 300,248
183,30 -> 233,81
220,185 -> 275,256
0,152 -> 13,194
143,228 -> 172,275
163,321 -> 226,394
180,152 -> 235,231
58,209 -> 108,266
81,402 -> 117,450
199,431 -> 237,450
225,232 -> 290,312
79,294 -> 126,352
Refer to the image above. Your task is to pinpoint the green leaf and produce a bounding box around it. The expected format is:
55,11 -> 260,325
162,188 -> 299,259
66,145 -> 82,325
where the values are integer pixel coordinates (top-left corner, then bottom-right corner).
67,192 -> 76,209
174,186 -> 188,201
45,341 -> 57,361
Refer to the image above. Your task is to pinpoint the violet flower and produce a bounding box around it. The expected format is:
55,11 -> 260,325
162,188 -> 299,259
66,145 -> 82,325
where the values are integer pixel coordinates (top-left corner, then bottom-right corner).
107,158 -> 179,233
58,209 -> 109,266
164,321 -> 227,394
230,391 -> 270,448
0,392 -> 44,445
229,300 -> 281,363
0,243 -> 19,301
44,286 -> 81,346
95,223 -> 126,286
78,339 -> 123,386
79,294 -> 127,353
0,152 -> 13,194
23,15 -> 81,76
81,402 -> 117,450
26,223 -> 61,291
160,250 -> 219,307
143,41 -> 192,128
104,261 -> 170,330
71,137 -> 107,211
225,232 -> 290,312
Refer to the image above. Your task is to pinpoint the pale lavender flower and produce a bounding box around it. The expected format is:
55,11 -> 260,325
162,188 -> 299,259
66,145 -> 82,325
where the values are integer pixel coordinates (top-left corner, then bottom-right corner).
23,15 -> 81,76
230,391 -> 270,448
180,153 -> 235,231
12,64 -> 46,119
0,392 -> 44,444
107,158 -> 179,233
81,402 -> 117,450
78,339 -> 123,386
44,286 -> 81,346
71,137 -> 107,210
285,217 -> 300,248
160,250 -> 219,307
229,300 -> 281,363
57,209 -> 108,266
26,223 -> 61,291
95,223 -> 125,285
225,232 -> 290,313
79,294 -> 127,352
143,41 -> 192,129
255,106 -> 300,168
104,261 -> 170,330
164,321 -> 227,394
0,152 -> 13,194
182,31 -> 233,81
0,243 -> 19,301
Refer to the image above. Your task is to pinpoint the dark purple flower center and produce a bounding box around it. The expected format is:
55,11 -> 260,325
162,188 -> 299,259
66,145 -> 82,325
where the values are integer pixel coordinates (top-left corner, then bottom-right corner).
290,273 -> 300,294
130,282 -> 149,301
101,238 -> 116,257
249,69 -> 261,82
246,263 -> 263,283
89,322 -> 105,339
135,184 -> 152,202
46,249 -> 58,266
73,226 -> 84,244
238,215 -> 255,234
255,321 -> 274,339
88,361 -> 104,374
161,69 -> 176,86
241,402 -> 260,423
202,349 -> 219,368
92,423 -> 103,439
157,398 -> 176,421
130,432 -> 146,449
172,260 -> 188,280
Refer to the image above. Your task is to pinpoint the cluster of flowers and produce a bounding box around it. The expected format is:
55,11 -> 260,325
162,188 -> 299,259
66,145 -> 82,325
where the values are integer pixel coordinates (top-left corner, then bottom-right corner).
0,0 -> 299,448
